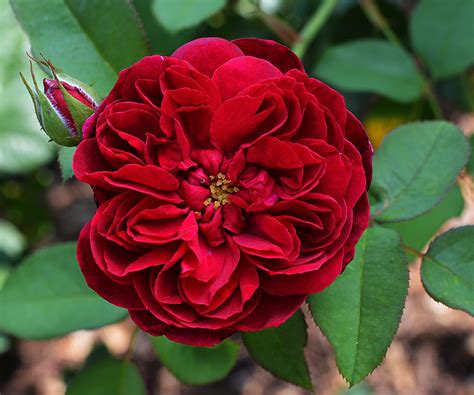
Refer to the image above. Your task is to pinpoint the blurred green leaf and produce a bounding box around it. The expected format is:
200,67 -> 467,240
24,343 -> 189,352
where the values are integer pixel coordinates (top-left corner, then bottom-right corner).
310,227 -> 408,386
242,310 -> 312,390
58,146 -> 76,181
0,1 -> 54,175
421,226 -> 474,316
0,128 -> 55,174
67,354 -> 145,395
0,334 -> 10,353
467,135 -> 474,177
0,264 -> 10,290
315,39 -> 424,102
150,336 -> 239,385
386,184 -> 464,255
133,0 -> 201,55
0,171 -> 54,243
340,382 -> 373,395
0,243 -> 127,339
371,121 -> 469,222
410,0 -> 474,79
152,0 -> 226,33
0,219 -> 26,262
10,0 -> 149,96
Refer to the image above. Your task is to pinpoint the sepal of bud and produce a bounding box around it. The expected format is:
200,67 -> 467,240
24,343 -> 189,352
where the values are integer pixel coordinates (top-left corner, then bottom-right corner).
20,57 -> 99,147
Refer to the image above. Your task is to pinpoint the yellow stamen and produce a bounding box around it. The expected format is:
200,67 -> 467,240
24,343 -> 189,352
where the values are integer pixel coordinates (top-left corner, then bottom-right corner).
203,174 -> 239,208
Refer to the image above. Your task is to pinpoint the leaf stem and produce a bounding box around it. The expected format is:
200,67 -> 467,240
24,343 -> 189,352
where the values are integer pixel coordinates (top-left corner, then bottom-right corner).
125,326 -> 140,362
292,0 -> 339,59
359,0 -> 444,119
359,0 -> 402,48
423,82 -> 444,119
401,244 -> 425,259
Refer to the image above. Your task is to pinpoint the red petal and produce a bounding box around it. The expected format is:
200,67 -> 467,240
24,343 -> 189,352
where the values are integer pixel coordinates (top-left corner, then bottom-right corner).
172,37 -> 244,78
233,38 -> 304,73
262,251 -> 344,295
129,310 -> 234,346
343,193 -> 370,266
77,222 -> 143,309
235,293 -> 305,331
210,95 -> 281,153
233,215 -> 299,260
345,112 -> 373,187
212,56 -> 282,101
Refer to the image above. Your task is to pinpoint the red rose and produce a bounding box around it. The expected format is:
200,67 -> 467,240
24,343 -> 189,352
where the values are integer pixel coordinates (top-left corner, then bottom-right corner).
74,37 -> 372,346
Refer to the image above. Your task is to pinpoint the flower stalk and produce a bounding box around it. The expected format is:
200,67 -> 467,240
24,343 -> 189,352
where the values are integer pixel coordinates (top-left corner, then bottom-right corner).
292,0 -> 339,59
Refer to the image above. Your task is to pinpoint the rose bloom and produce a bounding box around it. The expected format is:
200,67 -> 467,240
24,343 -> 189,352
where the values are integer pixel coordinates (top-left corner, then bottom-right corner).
74,37 -> 372,346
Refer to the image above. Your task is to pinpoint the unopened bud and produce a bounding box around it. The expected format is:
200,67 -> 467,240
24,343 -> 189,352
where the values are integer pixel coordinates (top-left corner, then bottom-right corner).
21,57 -> 100,147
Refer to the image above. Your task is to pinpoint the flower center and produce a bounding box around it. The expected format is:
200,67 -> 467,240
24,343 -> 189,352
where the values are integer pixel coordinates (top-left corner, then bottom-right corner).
203,173 -> 239,209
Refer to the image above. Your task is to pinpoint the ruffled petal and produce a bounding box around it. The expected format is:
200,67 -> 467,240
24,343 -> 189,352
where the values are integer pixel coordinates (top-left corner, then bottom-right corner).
172,37 -> 244,78
233,38 -> 304,73
345,111 -> 373,187
77,222 -> 143,309
212,56 -> 282,101
129,310 -> 234,346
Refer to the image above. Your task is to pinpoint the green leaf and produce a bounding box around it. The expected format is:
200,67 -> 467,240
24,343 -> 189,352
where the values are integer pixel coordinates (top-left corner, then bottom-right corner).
309,227 -> 408,386
340,383 -> 374,395
371,121 -> 469,222
0,219 -> 26,262
242,310 -> 312,390
386,184 -> 464,255
11,0 -> 149,96
0,3 -> 54,175
410,0 -> 474,79
0,243 -> 127,339
0,264 -> 10,290
151,0 -> 226,33
150,336 -> 239,385
133,0 -> 200,55
467,135 -> 474,178
421,226 -> 474,316
58,146 -> 76,181
67,354 -> 146,395
0,128 -> 55,174
0,334 -> 10,354
315,39 -> 424,103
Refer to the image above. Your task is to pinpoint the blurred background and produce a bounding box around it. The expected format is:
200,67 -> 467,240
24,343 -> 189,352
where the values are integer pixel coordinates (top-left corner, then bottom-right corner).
0,0 -> 473,394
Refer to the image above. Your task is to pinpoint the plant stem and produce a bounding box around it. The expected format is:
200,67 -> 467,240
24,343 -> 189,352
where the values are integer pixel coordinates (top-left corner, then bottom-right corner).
424,82 -> 444,119
292,0 -> 339,59
359,0 -> 444,119
360,0 -> 402,48
256,9 -> 301,45
125,326 -> 140,361
401,244 -> 425,259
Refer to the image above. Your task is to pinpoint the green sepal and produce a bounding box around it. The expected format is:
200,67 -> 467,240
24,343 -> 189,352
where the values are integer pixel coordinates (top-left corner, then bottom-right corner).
54,69 -> 101,105
35,88 -> 81,147
33,55 -> 101,104
20,62 -> 44,128
53,74 -> 95,140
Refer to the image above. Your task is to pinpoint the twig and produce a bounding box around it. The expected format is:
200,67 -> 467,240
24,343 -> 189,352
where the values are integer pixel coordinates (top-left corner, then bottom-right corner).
292,0 -> 339,59
360,0 -> 402,48
401,244 -> 425,259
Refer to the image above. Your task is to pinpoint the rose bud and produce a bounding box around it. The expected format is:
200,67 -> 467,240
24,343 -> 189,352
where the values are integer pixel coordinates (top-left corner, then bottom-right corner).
21,59 -> 99,147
